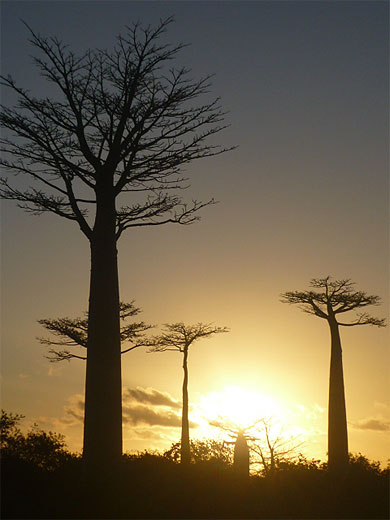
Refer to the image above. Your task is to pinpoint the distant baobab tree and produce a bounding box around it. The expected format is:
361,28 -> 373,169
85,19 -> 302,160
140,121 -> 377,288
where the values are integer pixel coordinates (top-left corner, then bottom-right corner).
149,322 -> 228,464
38,301 -> 152,362
210,417 -> 300,477
209,419 -> 251,476
0,18 -> 232,471
281,277 -> 385,473
233,430 -> 250,477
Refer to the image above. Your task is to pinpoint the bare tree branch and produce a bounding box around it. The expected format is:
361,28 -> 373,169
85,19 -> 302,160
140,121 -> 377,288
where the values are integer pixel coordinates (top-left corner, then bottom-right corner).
281,276 -> 385,327
148,322 -> 229,353
38,301 -> 154,362
1,18 -> 234,237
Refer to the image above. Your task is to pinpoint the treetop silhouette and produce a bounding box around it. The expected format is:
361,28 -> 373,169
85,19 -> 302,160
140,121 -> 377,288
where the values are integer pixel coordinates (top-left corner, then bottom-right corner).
149,322 -> 229,353
281,277 -> 385,327
1,18 -> 232,233
38,301 -> 153,362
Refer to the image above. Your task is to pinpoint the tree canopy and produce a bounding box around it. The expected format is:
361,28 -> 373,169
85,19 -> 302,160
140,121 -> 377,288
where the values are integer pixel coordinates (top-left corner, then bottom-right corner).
148,322 -> 229,353
281,276 -> 385,327
0,17 -> 232,237
38,301 -> 153,362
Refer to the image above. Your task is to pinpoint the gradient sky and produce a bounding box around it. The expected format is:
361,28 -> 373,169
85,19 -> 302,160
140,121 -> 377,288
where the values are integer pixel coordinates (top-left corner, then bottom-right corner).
1,1 -> 389,464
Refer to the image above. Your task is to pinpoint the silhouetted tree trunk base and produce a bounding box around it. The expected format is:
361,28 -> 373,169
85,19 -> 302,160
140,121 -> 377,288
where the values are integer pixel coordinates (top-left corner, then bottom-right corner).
328,319 -> 349,473
83,199 -> 122,474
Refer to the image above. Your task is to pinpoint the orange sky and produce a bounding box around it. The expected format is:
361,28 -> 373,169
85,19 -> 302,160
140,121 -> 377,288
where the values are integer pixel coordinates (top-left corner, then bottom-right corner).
1,1 -> 389,465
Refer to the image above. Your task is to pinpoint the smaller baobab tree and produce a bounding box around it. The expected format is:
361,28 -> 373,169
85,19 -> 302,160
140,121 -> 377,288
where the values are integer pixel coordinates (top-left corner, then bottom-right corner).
234,430 -> 250,478
281,277 -> 385,473
38,301 -> 152,362
148,322 -> 228,464
211,417 -> 301,477
210,419 -> 252,477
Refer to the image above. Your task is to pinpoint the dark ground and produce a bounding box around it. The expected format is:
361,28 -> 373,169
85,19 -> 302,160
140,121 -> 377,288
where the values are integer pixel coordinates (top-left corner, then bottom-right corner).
1,454 -> 389,519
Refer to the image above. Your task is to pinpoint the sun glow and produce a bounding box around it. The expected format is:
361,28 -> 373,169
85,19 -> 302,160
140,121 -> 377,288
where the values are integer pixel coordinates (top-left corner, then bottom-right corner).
197,386 -> 284,430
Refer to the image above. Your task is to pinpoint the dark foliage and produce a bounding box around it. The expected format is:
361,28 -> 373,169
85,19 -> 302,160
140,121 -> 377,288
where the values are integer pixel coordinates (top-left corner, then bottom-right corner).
0,409 -> 76,470
1,412 -> 389,519
163,438 -> 233,465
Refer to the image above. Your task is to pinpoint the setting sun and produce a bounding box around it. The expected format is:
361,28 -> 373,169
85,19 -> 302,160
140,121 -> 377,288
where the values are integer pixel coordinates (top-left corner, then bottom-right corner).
197,386 -> 285,430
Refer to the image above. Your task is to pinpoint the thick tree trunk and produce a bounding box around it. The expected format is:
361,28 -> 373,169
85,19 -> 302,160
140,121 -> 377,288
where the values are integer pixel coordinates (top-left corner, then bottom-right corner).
83,185 -> 122,472
327,318 -> 349,472
181,348 -> 191,464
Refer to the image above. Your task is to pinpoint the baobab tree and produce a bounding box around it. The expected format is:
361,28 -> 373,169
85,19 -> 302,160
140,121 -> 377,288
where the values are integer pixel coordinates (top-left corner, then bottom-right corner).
149,322 -> 228,464
209,420 -> 252,477
233,430 -> 250,478
38,301 -> 152,362
281,277 -> 385,472
0,18 -> 232,470
210,417 -> 300,477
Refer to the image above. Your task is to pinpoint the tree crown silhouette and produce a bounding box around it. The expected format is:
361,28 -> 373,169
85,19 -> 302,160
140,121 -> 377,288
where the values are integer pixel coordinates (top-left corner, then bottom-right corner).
38,301 -> 153,362
148,322 -> 229,352
0,18 -> 232,233
281,276 -> 385,327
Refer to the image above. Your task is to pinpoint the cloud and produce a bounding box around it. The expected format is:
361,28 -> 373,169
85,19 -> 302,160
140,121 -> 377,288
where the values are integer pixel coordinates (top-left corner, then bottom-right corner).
123,404 -> 182,427
352,418 -> 390,432
34,386 -> 196,435
29,394 -> 85,432
374,402 -> 390,413
131,429 -> 166,441
123,386 -> 181,409
125,428 -> 166,442
48,365 -> 63,377
295,403 -> 325,421
59,394 -> 84,425
123,404 -> 198,428
121,386 -> 198,428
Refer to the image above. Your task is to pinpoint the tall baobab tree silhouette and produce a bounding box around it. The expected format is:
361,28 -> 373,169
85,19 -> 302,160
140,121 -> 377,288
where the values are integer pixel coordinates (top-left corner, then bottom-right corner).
38,301 -> 152,362
281,276 -> 385,473
0,18 -> 232,472
149,322 -> 228,464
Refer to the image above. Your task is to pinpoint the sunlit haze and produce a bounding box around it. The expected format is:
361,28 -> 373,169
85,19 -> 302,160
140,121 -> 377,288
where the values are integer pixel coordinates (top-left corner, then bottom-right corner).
197,386 -> 284,430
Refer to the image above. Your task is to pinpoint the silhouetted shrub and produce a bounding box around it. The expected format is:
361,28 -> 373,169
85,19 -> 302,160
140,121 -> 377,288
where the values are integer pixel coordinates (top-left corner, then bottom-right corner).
1,414 -> 389,519
348,452 -> 384,476
164,438 -> 233,465
1,409 -> 76,470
